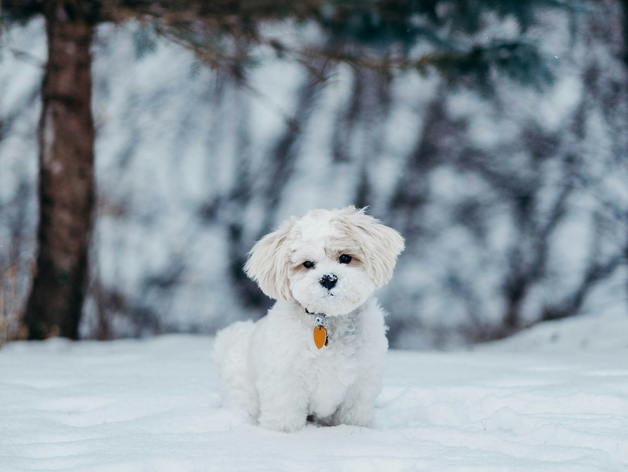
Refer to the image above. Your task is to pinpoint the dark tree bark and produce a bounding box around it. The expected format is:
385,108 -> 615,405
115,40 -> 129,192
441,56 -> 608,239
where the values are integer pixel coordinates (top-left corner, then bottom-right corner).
622,0 -> 628,69
24,0 -> 96,340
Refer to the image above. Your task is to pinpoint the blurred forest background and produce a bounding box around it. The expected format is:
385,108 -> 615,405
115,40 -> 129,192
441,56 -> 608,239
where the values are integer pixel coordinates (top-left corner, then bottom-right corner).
0,0 -> 627,349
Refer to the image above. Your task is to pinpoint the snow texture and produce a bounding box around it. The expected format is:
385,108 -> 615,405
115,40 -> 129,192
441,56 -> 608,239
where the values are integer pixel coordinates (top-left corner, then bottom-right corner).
1,313 -> 627,471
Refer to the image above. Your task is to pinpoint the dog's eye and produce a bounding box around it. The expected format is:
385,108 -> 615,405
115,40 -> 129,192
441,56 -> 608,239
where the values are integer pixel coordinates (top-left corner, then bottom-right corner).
339,255 -> 352,264
303,261 -> 315,269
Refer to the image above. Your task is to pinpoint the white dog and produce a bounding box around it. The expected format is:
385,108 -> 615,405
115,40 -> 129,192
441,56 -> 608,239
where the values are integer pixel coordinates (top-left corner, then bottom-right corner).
213,206 -> 404,432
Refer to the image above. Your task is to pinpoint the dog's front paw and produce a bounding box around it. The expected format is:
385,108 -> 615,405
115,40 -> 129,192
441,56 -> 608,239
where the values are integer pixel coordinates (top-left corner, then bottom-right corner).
332,400 -> 375,428
259,414 -> 307,433
335,411 -> 373,428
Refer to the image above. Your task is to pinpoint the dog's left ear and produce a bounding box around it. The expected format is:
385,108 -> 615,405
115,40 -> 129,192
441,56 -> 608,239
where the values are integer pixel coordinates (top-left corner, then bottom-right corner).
244,217 -> 296,302
339,206 -> 405,288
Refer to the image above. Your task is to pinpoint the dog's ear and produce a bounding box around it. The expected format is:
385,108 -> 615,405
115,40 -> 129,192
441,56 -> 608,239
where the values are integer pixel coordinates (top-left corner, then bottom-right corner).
339,206 -> 405,288
244,217 -> 296,302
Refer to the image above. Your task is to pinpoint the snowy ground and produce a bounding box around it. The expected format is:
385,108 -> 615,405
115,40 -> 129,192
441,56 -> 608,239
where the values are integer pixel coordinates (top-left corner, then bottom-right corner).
1,314 -> 627,471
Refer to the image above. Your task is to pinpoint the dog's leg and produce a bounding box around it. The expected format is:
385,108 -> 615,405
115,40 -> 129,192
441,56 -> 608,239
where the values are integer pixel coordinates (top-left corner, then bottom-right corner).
257,376 -> 309,432
332,374 -> 382,428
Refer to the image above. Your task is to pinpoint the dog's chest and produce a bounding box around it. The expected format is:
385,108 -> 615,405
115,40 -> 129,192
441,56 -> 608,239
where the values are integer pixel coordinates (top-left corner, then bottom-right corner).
304,318 -> 362,417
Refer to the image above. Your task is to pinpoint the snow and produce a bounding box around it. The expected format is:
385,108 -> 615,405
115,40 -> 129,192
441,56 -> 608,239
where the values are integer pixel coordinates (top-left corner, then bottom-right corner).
2,315 -> 627,471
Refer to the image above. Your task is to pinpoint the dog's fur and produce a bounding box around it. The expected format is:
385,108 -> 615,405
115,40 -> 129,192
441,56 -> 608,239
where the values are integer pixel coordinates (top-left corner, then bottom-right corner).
213,206 -> 404,432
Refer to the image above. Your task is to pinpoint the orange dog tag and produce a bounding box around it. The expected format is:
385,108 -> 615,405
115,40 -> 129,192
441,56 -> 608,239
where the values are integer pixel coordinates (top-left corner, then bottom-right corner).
313,326 -> 327,349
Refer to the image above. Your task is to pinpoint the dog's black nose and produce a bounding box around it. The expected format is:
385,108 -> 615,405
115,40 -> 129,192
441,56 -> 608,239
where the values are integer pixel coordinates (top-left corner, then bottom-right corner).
320,274 -> 338,290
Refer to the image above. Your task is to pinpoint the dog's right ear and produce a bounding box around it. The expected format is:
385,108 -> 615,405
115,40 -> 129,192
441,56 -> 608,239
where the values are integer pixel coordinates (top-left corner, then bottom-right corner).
338,206 -> 405,289
244,217 -> 296,302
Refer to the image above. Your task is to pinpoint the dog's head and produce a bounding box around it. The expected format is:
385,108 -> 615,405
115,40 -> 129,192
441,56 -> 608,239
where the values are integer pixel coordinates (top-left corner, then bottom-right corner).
244,206 -> 404,316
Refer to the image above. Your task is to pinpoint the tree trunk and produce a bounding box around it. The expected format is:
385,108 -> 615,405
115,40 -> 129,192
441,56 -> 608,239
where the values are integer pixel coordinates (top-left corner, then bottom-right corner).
622,0 -> 628,69
24,0 -> 95,340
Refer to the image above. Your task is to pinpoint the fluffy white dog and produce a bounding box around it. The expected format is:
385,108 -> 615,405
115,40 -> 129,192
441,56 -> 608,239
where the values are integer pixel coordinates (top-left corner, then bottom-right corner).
213,206 -> 404,432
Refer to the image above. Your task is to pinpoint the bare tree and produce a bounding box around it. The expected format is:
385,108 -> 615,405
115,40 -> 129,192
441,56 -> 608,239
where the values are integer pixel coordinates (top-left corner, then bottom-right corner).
23,0 -> 97,339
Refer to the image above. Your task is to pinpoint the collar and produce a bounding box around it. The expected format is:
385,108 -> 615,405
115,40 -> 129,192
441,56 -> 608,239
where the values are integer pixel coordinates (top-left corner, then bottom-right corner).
299,303 -> 329,348
299,303 -> 324,317
300,304 -> 328,327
